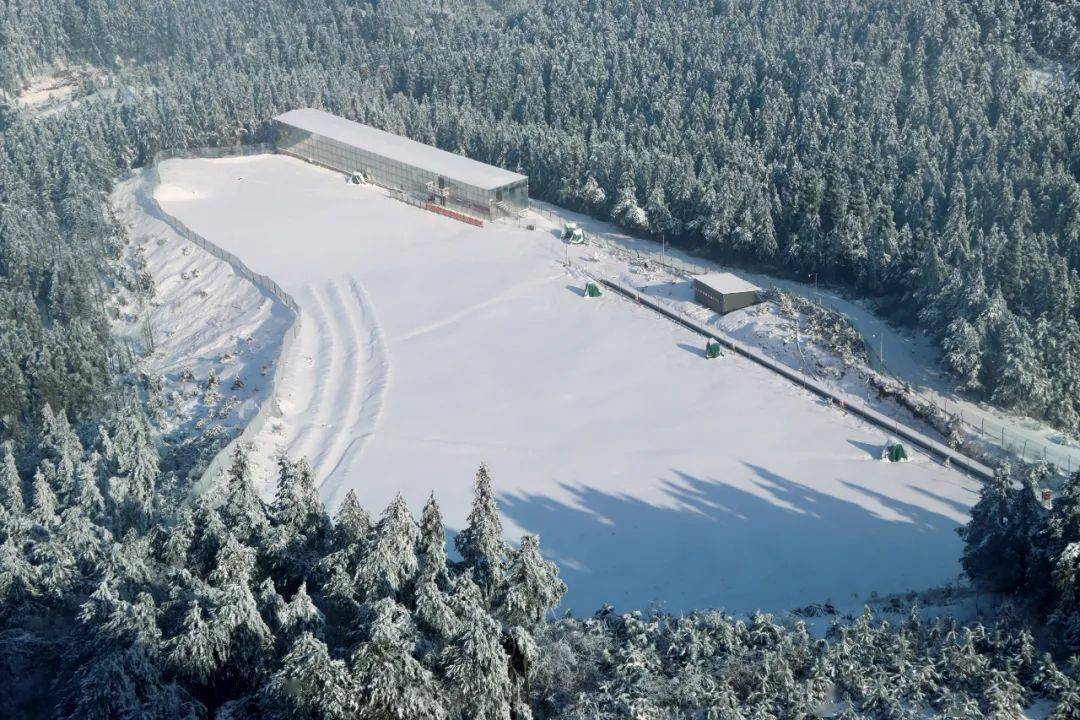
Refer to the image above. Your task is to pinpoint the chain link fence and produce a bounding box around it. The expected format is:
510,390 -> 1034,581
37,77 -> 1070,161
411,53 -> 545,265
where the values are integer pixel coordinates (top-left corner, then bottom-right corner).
138,144 -> 302,492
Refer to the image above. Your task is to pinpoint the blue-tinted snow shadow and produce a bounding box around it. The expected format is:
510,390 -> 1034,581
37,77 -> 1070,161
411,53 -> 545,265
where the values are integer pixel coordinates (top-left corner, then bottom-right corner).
565,284 -> 587,298
496,462 -> 968,617
677,342 -> 707,358
848,439 -> 882,459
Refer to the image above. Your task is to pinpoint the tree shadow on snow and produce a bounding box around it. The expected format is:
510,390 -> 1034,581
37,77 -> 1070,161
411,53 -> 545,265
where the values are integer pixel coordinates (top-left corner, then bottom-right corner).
565,284 -> 586,298
496,462 -> 967,617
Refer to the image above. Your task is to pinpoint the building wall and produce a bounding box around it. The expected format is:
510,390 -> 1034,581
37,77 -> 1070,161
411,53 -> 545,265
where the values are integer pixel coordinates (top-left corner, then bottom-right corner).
693,282 -> 759,314
274,121 -> 528,219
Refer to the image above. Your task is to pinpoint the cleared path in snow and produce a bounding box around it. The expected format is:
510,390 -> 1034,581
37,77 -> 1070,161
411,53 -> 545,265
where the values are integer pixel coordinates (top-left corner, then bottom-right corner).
154,153 -> 980,615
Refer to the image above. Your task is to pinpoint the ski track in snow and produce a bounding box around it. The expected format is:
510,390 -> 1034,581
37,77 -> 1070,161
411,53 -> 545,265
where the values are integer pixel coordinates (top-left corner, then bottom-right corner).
276,276 -> 389,501
319,278 -> 390,506
148,153 -> 983,616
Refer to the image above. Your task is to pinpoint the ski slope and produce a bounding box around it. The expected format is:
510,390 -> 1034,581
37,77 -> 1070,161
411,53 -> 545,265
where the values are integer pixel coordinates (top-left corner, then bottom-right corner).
153,153 -> 980,615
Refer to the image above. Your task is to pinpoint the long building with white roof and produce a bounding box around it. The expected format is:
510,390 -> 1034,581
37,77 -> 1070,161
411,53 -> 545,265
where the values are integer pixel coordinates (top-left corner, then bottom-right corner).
273,108 -> 528,219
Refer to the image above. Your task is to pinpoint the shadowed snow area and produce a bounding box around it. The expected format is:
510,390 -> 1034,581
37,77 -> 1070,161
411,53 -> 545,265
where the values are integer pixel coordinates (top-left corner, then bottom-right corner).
155,154 -> 979,615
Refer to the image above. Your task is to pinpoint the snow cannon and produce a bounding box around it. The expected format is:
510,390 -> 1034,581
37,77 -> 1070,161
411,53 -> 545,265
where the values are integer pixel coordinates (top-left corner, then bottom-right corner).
584,280 -> 602,298
563,222 -> 585,244
882,442 -> 908,463
705,338 -> 722,359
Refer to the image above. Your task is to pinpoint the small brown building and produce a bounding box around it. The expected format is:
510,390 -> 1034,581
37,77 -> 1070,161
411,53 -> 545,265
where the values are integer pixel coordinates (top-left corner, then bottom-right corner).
693,272 -> 762,314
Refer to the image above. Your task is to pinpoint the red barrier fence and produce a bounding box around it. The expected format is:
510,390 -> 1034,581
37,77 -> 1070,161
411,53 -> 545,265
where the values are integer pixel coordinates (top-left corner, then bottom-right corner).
424,202 -> 484,227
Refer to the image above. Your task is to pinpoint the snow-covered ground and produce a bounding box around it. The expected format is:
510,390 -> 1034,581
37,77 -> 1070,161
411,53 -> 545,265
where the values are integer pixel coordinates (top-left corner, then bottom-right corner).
150,153 -> 980,615
111,168 -> 294,479
532,201 -> 1080,478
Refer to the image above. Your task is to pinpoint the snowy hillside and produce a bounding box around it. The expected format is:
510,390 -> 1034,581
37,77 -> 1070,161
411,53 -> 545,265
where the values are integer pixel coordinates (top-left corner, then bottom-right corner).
144,153 -> 980,615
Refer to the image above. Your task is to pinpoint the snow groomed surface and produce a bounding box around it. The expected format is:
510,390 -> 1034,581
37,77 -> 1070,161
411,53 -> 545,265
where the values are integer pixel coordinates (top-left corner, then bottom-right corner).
601,278 -> 993,480
153,153 -> 980,615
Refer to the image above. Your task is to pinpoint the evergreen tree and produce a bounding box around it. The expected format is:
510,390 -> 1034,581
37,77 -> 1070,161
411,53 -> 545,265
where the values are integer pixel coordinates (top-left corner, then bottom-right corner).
219,444 -> 268,545
267,455 -> 329,581
263,632 -> 357,720
167,601 -> 225,686
417,493 -> 449,587
496,534 -> 566,626
455,464 -> 508,600
354,495 -> 419,602
0,444 -> 24,514
959,464 -> 1026,592
333,488 -> 371,550
350,599 -> 448,720
440,611 -> 512,720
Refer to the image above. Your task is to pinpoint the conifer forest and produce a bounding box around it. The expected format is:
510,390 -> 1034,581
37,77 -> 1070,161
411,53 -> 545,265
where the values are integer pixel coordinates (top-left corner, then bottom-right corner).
2,0 -> 1080,716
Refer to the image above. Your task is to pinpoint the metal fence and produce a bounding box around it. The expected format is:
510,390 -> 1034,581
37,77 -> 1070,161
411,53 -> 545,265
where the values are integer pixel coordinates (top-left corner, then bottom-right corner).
538,200 -> 1077,478
139,144 -> 302,492
597,274 -> 995,481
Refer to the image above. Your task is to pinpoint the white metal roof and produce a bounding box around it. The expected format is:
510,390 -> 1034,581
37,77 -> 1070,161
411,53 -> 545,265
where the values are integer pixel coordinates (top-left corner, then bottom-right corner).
693,272 -> 761,295
274,108 -> 527,191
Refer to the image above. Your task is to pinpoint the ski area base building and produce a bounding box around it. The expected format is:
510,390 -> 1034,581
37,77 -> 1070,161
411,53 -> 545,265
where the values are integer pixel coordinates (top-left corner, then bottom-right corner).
273,109 -> 529,220
693,273 -> 762,314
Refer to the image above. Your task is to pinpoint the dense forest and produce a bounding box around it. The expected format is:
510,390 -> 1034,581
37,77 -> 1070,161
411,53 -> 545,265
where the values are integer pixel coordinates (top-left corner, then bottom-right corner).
2,0 -> 1080,716
3,0 -> 1079,433
3,427 -> 1078,718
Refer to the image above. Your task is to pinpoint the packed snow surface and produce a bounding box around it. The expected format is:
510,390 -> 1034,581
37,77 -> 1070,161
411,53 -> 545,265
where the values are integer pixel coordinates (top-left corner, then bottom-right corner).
155,154 -> 979,615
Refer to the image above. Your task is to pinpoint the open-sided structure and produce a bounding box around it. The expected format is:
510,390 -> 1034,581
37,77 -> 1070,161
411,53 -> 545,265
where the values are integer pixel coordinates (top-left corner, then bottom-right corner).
692,272 -> 762,314
273,108 -> 529,220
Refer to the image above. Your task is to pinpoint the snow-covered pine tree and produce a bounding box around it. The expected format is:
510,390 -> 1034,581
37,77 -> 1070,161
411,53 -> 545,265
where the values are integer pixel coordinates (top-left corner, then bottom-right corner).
167,600 -> 226,686
440,610 -> 512,720
984,668 -> 1026,720
958,463 -> 1026,592
39,403 -> 82,501
0,536 -> 38,602
207,536 -> 274,686
29,467 -> 58,526
219,444 -> 268,546
455,464 -> 508,600
333,488 -> 371,550
496,534 -> 566,626
350,598 -> 448,720
354,495 -> 419,602
611,180 -> 649,233
278,582 -> 324,643
263,632 -> 357,720
0,443 -> 23,514
100,400 -> 159,527
268,455 -> 329,582
72,453 -> 105,521
580,176 -> 606,210
417,493 -> 449,588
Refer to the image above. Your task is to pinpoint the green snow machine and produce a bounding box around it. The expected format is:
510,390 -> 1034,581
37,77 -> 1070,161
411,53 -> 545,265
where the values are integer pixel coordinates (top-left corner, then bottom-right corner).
705,338 -> 722,359
883,443 -> 908,463
563,222 -> 585,244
